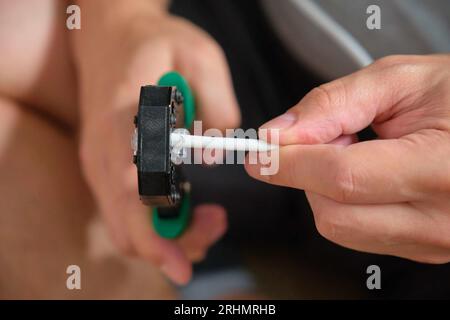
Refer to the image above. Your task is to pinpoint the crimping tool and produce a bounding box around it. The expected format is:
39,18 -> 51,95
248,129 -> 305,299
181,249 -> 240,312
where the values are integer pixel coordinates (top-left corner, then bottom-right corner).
133,71 -> 194,239
133,71 -> 277,239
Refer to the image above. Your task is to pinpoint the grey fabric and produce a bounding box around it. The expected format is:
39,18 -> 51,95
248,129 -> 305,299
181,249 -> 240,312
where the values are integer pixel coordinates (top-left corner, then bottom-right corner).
262,0 -> 450,80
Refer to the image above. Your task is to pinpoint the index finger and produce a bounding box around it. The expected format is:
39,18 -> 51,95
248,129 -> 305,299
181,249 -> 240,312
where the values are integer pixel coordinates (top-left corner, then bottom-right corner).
245,133 -> 436,204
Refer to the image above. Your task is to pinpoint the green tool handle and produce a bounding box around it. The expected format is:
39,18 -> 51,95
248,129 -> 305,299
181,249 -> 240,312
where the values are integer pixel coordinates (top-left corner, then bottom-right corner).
152,71 -> 195,239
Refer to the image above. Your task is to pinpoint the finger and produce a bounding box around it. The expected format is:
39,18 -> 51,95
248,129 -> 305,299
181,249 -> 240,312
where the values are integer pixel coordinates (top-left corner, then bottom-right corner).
101,209 -> 136,256
93,171 -> 137,256
176,40 -> 241,131
177,204 -> 227,262
246,132 -> 442,204
306,191 -> 450,264
260,55 -> 432,145
124,198 -> 192,285
329,134 -> 358,146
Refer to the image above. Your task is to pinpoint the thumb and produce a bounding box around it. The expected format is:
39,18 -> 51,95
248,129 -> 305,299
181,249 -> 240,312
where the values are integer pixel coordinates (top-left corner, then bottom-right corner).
260,55 -> 429,145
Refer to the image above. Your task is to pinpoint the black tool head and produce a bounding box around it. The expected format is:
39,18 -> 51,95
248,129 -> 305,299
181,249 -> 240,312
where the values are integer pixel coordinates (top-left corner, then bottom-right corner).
133,85 -> 183,208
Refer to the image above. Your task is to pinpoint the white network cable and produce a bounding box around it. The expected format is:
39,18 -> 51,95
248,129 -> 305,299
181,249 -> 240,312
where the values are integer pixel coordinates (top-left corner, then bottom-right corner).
170,132 -> 278,152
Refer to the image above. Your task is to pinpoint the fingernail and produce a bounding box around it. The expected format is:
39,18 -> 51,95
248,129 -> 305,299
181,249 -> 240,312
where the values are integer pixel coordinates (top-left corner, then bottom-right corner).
261,112 -> 297,130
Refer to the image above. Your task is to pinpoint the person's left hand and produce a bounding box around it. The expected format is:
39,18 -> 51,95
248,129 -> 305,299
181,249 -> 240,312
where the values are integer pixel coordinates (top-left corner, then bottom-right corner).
246,54 -> 450,263
72,1 -> 240,284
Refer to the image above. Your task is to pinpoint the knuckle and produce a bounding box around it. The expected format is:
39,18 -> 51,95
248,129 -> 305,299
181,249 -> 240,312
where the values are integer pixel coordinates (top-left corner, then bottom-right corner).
310,80 -> 347,111
305,82 -> 348,143
308,85 -> 334,113
313,209 -> 341,243
331,159 -> 358,203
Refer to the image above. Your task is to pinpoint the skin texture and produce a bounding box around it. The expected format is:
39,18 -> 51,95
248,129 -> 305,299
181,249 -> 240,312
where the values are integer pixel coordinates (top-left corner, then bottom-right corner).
246,54 -> 450,264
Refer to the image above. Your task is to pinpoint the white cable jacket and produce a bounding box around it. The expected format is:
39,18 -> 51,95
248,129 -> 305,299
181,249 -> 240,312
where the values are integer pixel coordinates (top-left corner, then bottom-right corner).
170,133 -> 278,152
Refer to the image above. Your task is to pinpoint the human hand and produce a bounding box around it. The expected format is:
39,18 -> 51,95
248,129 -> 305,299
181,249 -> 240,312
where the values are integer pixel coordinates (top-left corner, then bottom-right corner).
246,54 -> 450,263
72,1 -> 240,284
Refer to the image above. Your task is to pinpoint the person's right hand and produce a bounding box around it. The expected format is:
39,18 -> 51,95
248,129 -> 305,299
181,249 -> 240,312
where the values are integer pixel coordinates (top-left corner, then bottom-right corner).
72,1 -> 240,284
246,54 -> 450,263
